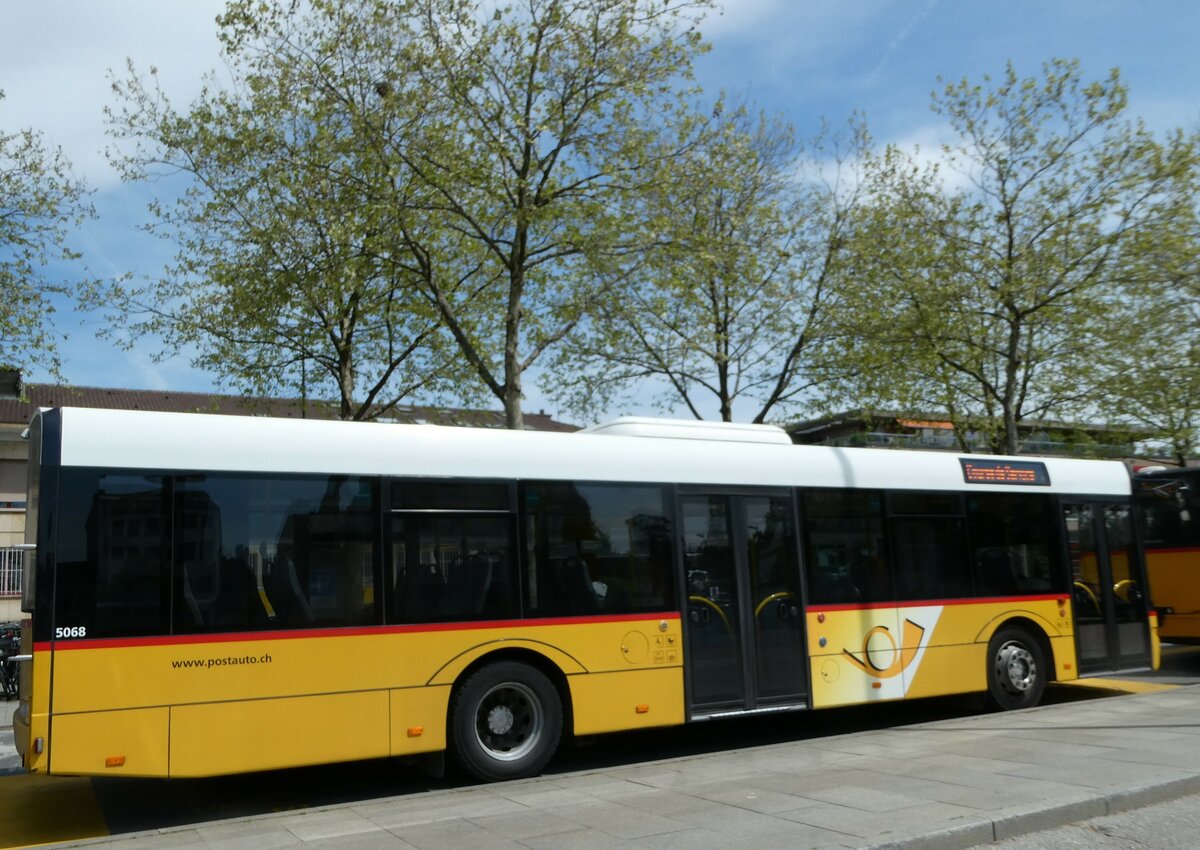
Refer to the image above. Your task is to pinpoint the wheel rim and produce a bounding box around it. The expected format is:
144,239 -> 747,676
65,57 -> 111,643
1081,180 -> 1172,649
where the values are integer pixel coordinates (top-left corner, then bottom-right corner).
473,681 -> 544,763
995,640 -> 1037,698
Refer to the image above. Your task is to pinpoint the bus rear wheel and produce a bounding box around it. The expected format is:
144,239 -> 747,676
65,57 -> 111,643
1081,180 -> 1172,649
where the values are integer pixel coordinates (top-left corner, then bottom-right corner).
986,627 -> 1046,711
450,661 -> 563,781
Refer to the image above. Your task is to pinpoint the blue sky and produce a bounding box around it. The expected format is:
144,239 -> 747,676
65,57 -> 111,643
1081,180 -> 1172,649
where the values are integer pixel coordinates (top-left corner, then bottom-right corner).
3,0 -> 1199,417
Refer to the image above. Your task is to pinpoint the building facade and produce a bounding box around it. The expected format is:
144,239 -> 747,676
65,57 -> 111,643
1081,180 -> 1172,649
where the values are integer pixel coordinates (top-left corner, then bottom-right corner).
786,410 -> 1148,460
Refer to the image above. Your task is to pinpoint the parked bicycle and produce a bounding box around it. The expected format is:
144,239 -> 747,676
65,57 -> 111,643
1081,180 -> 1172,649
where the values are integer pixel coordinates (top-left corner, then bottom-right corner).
0,625 -> 20,700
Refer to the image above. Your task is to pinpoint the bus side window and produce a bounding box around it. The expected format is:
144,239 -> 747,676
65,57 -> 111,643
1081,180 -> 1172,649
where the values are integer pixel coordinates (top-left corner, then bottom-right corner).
173,474 -> 377,634
888,492 -> 971,601
801,489 -> 892,605
54,471 -> 171,639
967,493 -> 1062,596
388,513 -> 518,624
523,482 -> 673,618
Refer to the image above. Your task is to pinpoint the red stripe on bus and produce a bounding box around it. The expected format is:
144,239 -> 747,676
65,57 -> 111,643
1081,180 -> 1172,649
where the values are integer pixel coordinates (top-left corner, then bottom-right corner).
35,611 -> 682,652
807,593 -> 1063,613
1144,546 -> 1200,555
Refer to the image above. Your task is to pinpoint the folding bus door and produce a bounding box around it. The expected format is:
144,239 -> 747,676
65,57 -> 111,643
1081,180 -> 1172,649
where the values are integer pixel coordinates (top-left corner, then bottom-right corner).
1063,500 -> 1152,675
680,490 -> 807,716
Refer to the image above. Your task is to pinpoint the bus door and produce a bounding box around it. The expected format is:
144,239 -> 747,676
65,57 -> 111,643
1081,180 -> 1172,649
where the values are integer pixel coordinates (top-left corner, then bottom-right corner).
1063,500 -> 1152,674
1134,471 -> 1200,642
679,490 -> 807,715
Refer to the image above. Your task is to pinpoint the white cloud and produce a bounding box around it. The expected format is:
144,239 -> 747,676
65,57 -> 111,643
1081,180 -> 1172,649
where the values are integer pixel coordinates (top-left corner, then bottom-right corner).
706,0 -> 874,40
703,0 -> 791,36
885,123 -> 976,194
0,1 -> 228,189
695,1 -> 910,119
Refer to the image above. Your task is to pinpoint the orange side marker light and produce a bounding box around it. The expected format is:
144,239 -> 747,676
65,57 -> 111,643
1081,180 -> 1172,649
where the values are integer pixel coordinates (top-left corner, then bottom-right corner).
635,704 -> 650,714
105,756 -> 126,768
407,726 -> 424,737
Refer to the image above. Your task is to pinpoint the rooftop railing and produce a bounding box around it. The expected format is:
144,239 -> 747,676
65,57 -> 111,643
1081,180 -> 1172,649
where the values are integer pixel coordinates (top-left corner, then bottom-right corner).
812,431 -> 1133,458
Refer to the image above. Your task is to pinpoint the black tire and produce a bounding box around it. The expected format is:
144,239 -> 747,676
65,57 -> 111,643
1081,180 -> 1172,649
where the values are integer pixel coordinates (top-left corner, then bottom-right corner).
986,627 -> 1047,711
450,661 -> 563,781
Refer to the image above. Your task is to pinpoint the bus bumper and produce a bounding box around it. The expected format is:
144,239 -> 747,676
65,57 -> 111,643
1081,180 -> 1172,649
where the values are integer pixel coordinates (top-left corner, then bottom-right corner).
12,699 -> 30,766
1150,609 -> 1162,671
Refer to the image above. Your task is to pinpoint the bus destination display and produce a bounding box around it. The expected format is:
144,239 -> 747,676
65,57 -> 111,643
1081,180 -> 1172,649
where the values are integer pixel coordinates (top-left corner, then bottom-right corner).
959,459 -> 1050,486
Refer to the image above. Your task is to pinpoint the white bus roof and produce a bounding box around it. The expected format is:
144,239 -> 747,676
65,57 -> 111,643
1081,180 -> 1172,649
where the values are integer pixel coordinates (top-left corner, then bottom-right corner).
46,407 -> 1131,496
581,416 -> 793,445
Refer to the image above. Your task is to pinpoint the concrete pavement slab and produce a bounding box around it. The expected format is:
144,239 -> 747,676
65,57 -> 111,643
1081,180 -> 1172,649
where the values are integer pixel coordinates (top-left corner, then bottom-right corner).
694,783 -> 819,814
464,808 -> 586,841
301,830 -> 415,850
383,818 -> 528,850
519,827 -> 645,850
277,809 -> 392,843
195,820 -> 306,850
779,799 -> 984,840
351,789 -> 528,829
636,822 -> 855,850
547,799 -> 692,839
599,787 -> 729,817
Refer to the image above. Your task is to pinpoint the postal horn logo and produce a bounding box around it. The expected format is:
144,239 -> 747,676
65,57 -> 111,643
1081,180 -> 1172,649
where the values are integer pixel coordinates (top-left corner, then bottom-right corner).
842,618 -> 927,679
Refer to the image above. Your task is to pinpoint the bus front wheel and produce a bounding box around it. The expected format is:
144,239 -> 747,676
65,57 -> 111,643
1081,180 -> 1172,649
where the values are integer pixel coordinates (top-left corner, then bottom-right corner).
986,627 -> 1046,711
450,661 -> 563,781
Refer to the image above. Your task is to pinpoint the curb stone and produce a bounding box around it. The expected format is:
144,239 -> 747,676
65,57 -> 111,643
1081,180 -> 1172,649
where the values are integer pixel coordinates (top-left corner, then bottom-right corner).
862,774 -> 1200,849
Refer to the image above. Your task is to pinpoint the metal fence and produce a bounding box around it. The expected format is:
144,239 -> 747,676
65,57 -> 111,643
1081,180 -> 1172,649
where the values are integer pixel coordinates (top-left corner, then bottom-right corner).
0,549 -> 22,598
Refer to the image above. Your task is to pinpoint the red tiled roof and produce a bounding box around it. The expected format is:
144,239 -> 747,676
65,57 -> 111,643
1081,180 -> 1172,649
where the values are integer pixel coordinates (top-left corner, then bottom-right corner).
0,384 -> 578,432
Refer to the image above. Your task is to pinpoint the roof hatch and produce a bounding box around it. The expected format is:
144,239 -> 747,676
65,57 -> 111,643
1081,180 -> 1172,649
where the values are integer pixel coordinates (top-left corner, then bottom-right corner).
581,416 -> 792,445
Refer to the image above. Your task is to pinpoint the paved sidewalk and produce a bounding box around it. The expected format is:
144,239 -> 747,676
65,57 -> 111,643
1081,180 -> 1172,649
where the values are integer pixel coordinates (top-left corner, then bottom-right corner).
41,685 -> 1200,850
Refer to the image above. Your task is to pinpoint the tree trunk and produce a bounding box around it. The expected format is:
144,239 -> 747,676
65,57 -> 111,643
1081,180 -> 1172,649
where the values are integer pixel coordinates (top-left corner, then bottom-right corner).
338,347 -> 355,421
504,226 -> 527,431
504,380 -> 524,430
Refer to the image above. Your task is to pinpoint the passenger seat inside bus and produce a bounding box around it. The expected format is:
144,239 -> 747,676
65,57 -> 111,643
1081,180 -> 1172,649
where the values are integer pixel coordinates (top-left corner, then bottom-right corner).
552,555 -> 599,613
399,562 -> 444,620
266,554 -> 315,625
977,548 -> 1020,595
178,563 -> 206,627
441,553 -> 493,618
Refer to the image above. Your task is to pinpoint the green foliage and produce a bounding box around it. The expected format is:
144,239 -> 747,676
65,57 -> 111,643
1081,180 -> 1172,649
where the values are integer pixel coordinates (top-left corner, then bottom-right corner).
376,0 -> 716,427
0,90 -> 94,379
549,104 -> 869,423
105,18 -> 1199,443
836,59 -> 1179,454
1100,131 -> 1200,464
108,0 -> 713,426
106,1 -> 473,420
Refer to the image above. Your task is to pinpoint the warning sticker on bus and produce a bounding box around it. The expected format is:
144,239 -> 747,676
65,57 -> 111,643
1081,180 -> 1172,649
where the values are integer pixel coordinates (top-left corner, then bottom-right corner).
959,459 -> 1050,486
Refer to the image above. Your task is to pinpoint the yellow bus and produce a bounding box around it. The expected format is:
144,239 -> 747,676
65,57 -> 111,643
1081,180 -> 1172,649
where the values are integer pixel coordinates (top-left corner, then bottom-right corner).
1135,466 -> 1200,644
13,409 -> 1157,781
